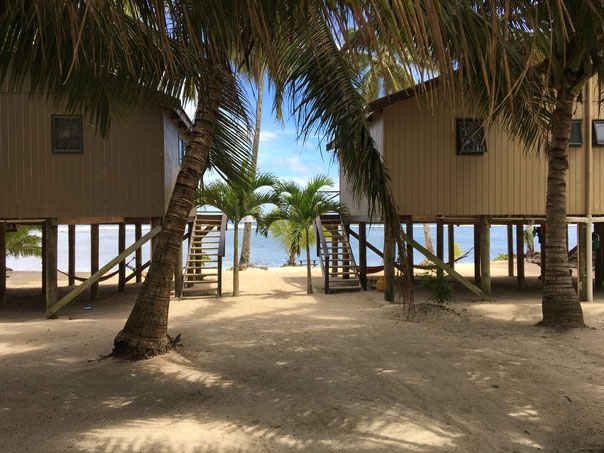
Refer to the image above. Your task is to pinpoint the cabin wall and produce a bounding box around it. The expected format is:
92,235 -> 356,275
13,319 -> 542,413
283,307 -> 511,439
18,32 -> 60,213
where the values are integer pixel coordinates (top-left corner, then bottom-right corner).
378,87 -> 604,217
340,115 -> 383,219
0,91 -> 168,219
163,112 -> 181,212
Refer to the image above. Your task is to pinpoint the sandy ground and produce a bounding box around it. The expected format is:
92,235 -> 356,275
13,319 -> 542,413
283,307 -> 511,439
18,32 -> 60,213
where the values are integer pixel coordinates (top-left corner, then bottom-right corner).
1,262 -> 603,453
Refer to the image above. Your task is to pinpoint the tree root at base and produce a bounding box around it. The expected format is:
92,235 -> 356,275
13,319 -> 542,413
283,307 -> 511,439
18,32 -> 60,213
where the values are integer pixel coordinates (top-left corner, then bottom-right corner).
111,330 -> 172,361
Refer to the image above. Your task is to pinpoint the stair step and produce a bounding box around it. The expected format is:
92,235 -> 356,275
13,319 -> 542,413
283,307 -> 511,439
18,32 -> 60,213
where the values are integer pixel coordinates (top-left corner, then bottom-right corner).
183,280 -> 218,285
185,272 -> 218,276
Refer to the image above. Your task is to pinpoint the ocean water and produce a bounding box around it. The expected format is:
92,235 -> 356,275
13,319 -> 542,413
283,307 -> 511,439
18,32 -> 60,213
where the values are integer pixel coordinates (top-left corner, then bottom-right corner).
6,223 -> 577,273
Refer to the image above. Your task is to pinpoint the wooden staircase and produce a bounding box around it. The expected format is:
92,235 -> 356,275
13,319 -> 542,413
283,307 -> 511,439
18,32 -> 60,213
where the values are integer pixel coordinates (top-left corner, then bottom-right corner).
313,214 -> 362,293
179,212 -> 227,299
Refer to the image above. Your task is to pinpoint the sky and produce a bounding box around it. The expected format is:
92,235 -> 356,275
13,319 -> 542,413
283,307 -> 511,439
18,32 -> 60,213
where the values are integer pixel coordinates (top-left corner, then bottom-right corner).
184,76 -> 341,190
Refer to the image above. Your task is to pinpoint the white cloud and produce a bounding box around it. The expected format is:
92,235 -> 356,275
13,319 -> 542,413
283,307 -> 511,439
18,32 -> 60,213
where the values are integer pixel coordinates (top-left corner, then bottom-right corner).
259,130 -> 278,142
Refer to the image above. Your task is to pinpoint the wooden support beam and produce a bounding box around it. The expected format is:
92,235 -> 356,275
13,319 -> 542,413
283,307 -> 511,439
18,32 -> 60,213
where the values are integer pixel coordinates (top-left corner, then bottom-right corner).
383,220 -> 395,302
578,223 -> 587,301
90,224 -> 99,302
358,222 -> 367,290
448,224 -> 455,271
44,219 -> 58,318
402,231 -> 490,301
0,223 -> 6,305
125,260 -> 150,283
135,223 -> 142,283
474,223 -> 481,285
68,225 -> 76,286
516,223 -> 525,290
479,216 -> 491,296
436,220 -> 444,277
507,224 -> 514,277
406,216 -> 414,281
596,223 -> 604,291
118,222 -> 126,291
47,226 -> 161,318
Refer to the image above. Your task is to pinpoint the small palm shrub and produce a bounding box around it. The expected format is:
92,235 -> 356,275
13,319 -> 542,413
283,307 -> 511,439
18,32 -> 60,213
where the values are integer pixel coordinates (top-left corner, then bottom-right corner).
419,269 -> 453,306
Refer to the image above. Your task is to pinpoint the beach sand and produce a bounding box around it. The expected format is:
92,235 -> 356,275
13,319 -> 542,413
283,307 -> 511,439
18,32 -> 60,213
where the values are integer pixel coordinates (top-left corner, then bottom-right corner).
1,261 -> 603,452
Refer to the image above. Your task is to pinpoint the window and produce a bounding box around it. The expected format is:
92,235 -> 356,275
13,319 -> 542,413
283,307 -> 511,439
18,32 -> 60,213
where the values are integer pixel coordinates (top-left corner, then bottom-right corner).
178,137 -> 186,164
52,115 -> 83,153
569,120 -> 583,146
456,118 -> 486,155
593,120 -> 604,146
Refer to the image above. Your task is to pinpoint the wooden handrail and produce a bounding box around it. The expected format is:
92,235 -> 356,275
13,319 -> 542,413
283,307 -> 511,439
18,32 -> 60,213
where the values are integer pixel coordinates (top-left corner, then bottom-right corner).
218,214 -> 227,257
314,216 -> 330,259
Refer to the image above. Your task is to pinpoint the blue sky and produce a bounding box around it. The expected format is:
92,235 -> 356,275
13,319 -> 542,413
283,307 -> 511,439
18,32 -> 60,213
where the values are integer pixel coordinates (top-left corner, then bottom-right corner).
185,76 -> 340,189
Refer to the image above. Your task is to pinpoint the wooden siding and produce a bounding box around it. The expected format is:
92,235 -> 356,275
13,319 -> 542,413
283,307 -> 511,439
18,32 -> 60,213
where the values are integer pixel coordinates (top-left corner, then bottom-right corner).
342,85 -> 604,218
163,112 -> 181,213
0,91 -> 178,219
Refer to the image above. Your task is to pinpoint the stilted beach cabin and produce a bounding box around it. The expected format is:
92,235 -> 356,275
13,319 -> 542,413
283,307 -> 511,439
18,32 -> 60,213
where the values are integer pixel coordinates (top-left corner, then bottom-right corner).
0,85 -> 192,314
337,78 -> 604,300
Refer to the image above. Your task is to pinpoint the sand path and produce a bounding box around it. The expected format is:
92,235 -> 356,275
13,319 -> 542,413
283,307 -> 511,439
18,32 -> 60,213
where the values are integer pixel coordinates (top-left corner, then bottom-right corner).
1,263 -> 603,452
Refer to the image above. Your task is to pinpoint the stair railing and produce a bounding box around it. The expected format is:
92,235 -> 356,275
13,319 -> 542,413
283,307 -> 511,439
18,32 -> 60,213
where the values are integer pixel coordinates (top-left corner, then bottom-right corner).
313,216 -> 331,294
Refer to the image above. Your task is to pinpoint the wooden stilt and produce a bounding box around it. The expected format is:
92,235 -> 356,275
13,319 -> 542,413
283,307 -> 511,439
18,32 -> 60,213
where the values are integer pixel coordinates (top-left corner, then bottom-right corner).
516,223 -> 525,290
436,220 -> 444,277
541,223 -> 547,282
406,216 -> 414,282
135,223 -> 142,283
578,223 -> 587,301
358,222 -> 367,290
90,224 -> 99,301
479,216 -> 491,296
474,222 -> 481,285
507,224 -> 514,277
150,217 -> 162,261
41,223 -> 46,295
44,219 -> 58,318
448,223 -> 455,270
0,223 -> 6,305
118,222 -> 126,291
596,223 -> 604,291
68,225 -> 76,286
383,219 -> 395,302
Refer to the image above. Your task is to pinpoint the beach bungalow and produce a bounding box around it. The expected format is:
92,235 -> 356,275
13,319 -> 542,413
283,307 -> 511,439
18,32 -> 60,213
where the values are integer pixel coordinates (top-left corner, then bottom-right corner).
0,86 -> 192,311
339,79 -> 604,300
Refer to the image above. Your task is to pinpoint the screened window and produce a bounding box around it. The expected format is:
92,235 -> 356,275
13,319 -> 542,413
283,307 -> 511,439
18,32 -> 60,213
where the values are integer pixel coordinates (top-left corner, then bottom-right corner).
569,120 -> 583,146
52,115 -> 82,153
593,120 -> 604,146
456,118 -> 486,155
178,137 -> 186,164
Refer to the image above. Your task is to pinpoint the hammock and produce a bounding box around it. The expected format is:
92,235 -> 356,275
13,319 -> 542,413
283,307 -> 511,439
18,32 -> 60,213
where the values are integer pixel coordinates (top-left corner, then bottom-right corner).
58,257 -> 137,283
358,250 -> 472,275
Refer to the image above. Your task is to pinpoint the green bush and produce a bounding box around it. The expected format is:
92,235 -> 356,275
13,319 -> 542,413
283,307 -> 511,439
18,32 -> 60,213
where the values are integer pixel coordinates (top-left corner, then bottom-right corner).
420,270 -> 454,306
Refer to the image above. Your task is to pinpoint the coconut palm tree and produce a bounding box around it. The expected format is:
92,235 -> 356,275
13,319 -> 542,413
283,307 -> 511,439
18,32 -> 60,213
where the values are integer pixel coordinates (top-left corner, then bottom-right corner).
262,176 -> 348,294
197,172 -> 278,296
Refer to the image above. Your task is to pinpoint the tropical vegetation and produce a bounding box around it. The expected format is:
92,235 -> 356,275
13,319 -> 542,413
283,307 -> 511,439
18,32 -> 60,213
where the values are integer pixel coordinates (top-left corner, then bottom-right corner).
6,226 -> 42,258
197,172 -> 277,296
262,176 -> 347,295
2,1 -> 599,359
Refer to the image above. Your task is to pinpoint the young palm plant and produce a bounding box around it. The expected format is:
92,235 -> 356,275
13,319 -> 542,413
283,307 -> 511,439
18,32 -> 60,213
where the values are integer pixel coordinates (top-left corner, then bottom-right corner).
268,219 -> 316,267
262,176 -> 348,295
197,172 -> 278,296
6,226 -> 42,258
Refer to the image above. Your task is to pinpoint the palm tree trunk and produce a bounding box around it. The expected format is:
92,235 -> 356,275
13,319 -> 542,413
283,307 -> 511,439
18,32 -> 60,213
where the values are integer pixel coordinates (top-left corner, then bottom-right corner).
233,221 -> 240,296
541,90 -> 584,327
112,73 -> 224,359
423,223 -> 435,254
240,75 -> 264,268
305,227 -> 313,294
